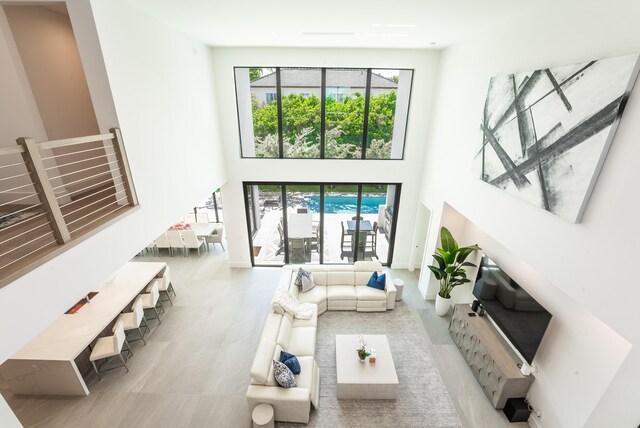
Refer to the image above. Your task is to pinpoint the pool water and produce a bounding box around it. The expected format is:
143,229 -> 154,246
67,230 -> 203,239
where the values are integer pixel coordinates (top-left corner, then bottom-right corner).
305,195 -> 387,214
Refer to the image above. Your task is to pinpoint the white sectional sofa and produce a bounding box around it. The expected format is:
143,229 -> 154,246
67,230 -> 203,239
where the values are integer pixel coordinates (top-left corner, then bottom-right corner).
246,261 -> 396,424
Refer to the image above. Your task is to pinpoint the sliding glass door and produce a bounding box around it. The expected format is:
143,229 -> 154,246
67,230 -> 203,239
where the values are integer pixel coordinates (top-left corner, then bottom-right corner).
244,182 -> 400,267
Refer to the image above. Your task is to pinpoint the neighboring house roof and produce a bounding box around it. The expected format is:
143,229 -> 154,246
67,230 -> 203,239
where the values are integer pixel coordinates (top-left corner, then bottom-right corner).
250,68 -> 397,89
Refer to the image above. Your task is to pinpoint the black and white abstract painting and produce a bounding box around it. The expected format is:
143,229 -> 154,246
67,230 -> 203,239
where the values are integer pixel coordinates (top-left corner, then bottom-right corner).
476,53 -> 640,223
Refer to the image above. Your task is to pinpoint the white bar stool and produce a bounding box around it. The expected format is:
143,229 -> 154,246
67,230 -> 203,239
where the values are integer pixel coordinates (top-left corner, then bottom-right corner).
252,403 -> 274,428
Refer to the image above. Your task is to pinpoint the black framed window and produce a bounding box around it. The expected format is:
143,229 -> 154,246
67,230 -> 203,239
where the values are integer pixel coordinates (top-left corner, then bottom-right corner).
234,67 -> 413,160
243,182 -> 401,267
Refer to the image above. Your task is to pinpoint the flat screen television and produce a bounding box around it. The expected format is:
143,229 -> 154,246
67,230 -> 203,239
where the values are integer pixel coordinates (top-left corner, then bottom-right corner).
472,253 -> 552,364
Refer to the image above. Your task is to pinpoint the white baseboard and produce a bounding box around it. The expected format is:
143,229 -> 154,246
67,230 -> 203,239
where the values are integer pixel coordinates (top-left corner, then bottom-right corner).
229,261 -> 252,268
390,262 -> 408,269
529,414 -> 542,428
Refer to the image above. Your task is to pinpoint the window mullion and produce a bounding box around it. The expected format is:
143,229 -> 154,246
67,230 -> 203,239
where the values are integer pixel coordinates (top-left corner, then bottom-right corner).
276,67 -> 284,158
361,69 -> 373,159
320,68 -> 326,159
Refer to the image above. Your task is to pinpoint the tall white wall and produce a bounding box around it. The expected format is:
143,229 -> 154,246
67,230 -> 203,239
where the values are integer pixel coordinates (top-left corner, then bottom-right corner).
418,1 -> 640,426
0,0 -> 226,375
211,47 -> 440,268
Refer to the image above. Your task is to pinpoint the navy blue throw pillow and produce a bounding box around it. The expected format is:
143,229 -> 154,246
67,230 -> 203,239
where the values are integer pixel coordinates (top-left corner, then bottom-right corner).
280,351 -> 301,375
367,272 -> 386,290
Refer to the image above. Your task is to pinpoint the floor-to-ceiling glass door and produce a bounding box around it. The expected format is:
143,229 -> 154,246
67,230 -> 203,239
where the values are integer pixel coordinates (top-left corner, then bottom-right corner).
244,182 -> 400,267
244,183 -> 285,266
285,185 -> 321,264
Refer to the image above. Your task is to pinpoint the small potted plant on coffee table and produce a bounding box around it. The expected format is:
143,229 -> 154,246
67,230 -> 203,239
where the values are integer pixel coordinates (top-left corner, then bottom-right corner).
356,336 -> 370,362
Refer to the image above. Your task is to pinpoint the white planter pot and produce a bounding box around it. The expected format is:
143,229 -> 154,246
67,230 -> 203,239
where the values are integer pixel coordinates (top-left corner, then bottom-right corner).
435,294 -> 451,316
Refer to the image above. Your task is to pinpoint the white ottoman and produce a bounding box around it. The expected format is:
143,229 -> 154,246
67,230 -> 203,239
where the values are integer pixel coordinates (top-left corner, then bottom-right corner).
393,278 -> 404,301
252,403 -> 274,428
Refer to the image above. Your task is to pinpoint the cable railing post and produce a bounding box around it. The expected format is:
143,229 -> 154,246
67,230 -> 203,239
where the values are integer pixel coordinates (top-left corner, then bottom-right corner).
17,137 -> 71,244
109,128 -> 138,206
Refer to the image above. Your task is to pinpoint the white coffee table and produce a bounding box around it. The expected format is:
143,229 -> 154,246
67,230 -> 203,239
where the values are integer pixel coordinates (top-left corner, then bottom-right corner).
335,334 -> 399,399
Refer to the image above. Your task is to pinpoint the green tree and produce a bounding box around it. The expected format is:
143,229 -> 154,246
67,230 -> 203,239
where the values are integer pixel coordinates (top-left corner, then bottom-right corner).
252,90 -> 397,158
249,68 -> 262,81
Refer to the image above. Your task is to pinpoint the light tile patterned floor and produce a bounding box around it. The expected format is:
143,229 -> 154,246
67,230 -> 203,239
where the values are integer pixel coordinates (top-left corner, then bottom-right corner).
1,249 -> 528,427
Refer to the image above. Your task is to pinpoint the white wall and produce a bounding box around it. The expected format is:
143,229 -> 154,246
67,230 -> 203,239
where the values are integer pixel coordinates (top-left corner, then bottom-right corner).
0,0 -> 226,373
211,47 -> 440,268
418,1 -> 640,426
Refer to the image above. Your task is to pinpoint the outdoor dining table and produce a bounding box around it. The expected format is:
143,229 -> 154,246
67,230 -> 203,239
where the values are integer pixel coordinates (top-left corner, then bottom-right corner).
346,220 -> 373,233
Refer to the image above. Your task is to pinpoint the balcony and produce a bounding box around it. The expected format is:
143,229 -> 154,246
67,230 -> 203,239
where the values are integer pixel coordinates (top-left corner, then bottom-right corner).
0,128 -> 138,288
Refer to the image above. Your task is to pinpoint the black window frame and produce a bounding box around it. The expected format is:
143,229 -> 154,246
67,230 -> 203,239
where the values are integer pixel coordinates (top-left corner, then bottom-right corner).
234,67 -> 414,160
242,181 -> 401,267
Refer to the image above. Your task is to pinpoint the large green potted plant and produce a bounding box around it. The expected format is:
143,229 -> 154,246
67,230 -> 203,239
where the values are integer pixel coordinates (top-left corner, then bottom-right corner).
427,226 -> 481,316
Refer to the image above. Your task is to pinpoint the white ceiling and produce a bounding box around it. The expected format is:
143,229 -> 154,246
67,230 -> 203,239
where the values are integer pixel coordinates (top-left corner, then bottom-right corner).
125,0 -> 542,49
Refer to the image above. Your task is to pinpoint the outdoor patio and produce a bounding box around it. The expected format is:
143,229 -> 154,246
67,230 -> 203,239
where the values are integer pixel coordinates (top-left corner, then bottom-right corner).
252,209 -> 389,265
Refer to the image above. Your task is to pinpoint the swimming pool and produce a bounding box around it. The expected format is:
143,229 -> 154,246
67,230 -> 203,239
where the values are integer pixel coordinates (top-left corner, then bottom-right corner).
305,195 -> 387,214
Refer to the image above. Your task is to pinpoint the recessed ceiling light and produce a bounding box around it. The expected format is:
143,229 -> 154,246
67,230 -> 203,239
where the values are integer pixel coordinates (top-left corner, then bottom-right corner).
384,24 -> 417,28
381,33 -> 409,38
303,32 -> 356,36
371,24 -> 383,28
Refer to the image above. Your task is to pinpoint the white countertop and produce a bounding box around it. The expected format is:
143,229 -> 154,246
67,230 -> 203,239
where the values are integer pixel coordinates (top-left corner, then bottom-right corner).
10,262 -> 166,361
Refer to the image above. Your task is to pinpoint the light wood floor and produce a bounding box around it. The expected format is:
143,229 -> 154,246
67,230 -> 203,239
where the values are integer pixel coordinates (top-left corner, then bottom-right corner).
1,248 -> 529,427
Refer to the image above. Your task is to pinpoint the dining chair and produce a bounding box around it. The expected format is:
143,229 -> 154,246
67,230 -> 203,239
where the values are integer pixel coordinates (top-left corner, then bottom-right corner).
155,232 -> 171,255
139,281 -> 164,324
289,238 -> 307,263
276,222 -> 285,256
205,224 -> 225,251
89,320 -> 132,380
340,221 -> 352,252
185,213 -> 197,223
166,230 -> 185,256
147,266 -> 176,306
297,208 -> 308,213
351,215 -> 363,221
182,229 -> 206,255
114,297 -> 149,345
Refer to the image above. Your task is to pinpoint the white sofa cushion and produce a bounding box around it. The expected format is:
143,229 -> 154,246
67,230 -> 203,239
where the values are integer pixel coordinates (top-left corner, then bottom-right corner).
250,337 -> 276,385
295,356 -> 315,391
296,285 -> 326,306
261,313 -> 284,342
355,271 -> 374,286
289,327 -> 316,357
327,271 -> 355,285
355,285 -> 387,301
276,315 -> 293,350
353,260 -> 383,272
311,271 -> 327,285
328,300 -> 357,310
292,304 -> 318,328
327,285 -> 357,300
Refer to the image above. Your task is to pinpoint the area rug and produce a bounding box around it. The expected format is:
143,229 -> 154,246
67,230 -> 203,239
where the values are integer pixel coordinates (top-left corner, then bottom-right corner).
278,302 -> 461,427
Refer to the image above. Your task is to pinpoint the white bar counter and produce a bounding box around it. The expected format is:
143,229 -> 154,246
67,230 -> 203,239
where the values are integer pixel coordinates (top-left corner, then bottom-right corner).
0,262 -> 166,396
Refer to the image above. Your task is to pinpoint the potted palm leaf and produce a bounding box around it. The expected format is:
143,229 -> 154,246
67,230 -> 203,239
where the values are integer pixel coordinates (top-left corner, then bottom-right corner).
427,227 -> 481,316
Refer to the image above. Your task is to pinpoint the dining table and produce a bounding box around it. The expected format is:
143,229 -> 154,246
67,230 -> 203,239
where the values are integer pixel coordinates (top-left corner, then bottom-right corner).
187,222 -> 218,238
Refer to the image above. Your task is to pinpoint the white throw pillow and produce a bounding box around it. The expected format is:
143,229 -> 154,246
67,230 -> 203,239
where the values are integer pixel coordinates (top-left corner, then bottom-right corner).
302,273 -> 316,293
301,273 -> 315,293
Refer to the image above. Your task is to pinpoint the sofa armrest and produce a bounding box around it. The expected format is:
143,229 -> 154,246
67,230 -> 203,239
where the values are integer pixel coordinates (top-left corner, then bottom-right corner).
247,385 -> 311,423
383,269 -> 397,310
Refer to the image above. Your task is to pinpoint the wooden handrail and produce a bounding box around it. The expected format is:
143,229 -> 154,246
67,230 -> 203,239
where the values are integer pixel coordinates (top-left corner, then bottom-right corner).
0,127 -> 137,289
38,133 -> 115,150
0,145 -> 25,156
